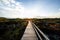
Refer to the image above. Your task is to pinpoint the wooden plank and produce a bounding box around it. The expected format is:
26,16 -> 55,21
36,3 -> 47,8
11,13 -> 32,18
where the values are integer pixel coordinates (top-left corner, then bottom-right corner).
21,21 -> 38,40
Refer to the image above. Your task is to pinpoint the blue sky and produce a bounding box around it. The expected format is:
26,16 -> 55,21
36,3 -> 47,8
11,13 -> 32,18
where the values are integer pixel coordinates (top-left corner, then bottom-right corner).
0,0 -> 60,18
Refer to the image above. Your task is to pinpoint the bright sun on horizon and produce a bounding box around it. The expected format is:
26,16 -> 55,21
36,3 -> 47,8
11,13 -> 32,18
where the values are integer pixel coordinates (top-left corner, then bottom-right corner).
0,0 -> 60,18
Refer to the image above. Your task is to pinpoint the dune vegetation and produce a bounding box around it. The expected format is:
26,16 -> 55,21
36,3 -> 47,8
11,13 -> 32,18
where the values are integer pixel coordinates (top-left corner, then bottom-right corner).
32,18 -> 60,40
0,17 -> 28,40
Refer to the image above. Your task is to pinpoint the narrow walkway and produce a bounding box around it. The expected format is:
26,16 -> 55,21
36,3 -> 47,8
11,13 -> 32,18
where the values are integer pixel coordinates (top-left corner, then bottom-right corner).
21,21 -> 38,40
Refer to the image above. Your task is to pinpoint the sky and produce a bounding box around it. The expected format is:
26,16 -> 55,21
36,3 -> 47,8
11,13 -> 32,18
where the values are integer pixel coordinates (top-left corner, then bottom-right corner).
0,0 -> 60,18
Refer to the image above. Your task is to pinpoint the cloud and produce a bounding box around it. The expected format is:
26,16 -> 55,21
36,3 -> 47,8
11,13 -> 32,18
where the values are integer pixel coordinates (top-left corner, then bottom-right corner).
0,0 -> 60,18
0,0 -> 24,18
0,0 -> 46,18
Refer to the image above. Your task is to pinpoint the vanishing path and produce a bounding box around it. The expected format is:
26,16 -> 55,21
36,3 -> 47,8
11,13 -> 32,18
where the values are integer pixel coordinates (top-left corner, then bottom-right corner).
21,21 -> 50,40
21,21 -> 38,40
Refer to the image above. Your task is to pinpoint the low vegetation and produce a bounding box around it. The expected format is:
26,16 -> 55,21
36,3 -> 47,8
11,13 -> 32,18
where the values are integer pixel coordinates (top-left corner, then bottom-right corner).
0,17 -> 28,40
32,18 -> 60,40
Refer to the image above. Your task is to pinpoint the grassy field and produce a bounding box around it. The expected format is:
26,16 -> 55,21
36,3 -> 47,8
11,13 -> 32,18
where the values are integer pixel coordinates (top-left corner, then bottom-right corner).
0,18 -> 28,40
32,18 -> 60,40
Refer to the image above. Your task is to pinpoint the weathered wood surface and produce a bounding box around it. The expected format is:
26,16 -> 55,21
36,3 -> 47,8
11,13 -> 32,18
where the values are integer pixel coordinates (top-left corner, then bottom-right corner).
21,21 -> 38,40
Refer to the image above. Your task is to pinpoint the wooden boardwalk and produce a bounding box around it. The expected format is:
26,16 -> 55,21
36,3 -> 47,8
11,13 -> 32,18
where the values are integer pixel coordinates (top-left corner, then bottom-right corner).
21,21 -> 38,40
